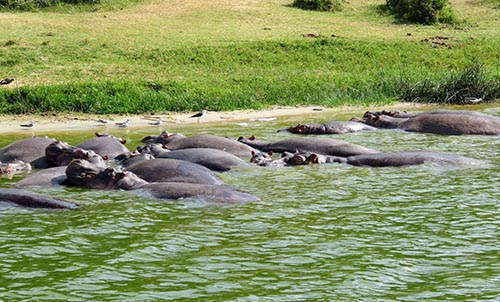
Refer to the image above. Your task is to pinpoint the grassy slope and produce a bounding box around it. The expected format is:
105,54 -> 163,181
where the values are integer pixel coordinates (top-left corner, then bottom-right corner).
0,0 -> 499,113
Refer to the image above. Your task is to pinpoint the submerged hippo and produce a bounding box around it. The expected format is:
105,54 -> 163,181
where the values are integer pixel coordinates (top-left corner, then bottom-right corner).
364,109 -> 499,119
0,137 -> 56,168
283,121 -> 377,134
146,144 -> 249,172
15,166 -> 68,188
362,113 -> 500,135
65,159 -> 259,203
0,188 -> 78,209
345,151 -> 484,167
238,136 -> 378,157
77,134 -> 129,159
142,132 -> 257,158
125,158 -> 224,185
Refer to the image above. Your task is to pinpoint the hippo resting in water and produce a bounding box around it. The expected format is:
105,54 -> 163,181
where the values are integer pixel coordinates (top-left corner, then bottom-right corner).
0,188 -> 78,209
282,121 -> 377,134
45,141 -> 106,167
65,159 -> 259,203
77,133 -> 129,159
360,112 -> 500,135
144,144 -> 249,172
274,150 -> 483,167
0,137 -> 56,169
141,132 -> 257,158
238,136 -> 378,157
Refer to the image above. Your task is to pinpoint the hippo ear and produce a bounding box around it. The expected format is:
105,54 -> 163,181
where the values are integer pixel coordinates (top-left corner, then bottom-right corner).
251,151 -> 256,155
249,135 -> 256,140
268,151 -> 273,156
307,153 -> 319,164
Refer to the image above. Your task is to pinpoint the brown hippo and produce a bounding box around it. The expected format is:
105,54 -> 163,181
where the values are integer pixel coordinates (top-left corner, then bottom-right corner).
146,144 -> 249,172
0,188 -> 78,209
125,158 -> 224,185
77,134 -> 129,159
45,141 -> 106,167
0,137 -> 56,168
142,132 -> 257,158
362,112 -> 500,135
283,121 -> 377,134
238,136 -> 378,157
65,159 -> 259,203
345,151 -> 484,167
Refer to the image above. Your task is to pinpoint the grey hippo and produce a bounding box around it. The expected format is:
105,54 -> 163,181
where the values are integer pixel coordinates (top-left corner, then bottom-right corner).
65,159 -> 259,203
0,137 -> 56,168
275,150 -> 483,167
361,112 -> 500,135
238,136 -> 378,157
0,188 -> 78,209
124,158 -> 224,185
145,144 -> 250,172
77,133 -> 129,159
142,132 -> 257,158
283,121 -> 377,134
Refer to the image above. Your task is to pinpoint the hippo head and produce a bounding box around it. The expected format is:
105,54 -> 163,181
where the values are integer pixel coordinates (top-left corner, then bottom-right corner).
286,124 -> 310,134
141,131 -> 184,145
95,132 -> 127,144
250,151 -> 273,165
46,141 -> 106,167
65,159 -> 147,190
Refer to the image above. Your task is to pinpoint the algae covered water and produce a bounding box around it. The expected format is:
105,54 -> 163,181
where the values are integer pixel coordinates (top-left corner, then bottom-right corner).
1,106 -> 500,301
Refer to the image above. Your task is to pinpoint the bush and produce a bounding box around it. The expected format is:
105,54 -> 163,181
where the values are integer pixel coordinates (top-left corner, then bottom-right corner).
292,0 -> 346,12
0,0 -> 100,10
386,0 -> 455,24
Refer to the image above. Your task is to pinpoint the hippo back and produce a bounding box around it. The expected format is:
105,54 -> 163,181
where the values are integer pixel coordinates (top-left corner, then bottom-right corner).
0,137 -> 56,168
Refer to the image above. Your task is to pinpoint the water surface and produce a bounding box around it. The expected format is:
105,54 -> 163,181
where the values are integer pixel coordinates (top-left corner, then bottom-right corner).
1,106 -> 499,301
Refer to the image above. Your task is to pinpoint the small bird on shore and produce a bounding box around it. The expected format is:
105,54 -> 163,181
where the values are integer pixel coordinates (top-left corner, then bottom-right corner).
149,118 -> 163,126
190,110 -> 206,123
20,121 -> 36,128
464,97 -> 483,104
96,119 -> 109,125
0,78 -> 15,85
115,119 -> 130,127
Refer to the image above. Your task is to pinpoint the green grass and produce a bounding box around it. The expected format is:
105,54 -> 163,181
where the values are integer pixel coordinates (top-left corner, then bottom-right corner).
0,0 -> 499,114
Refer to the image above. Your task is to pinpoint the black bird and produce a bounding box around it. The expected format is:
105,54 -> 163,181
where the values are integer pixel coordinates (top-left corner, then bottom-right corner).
20,121 -> 36,128
0,78 -> 15,85
190,110 -> 207,123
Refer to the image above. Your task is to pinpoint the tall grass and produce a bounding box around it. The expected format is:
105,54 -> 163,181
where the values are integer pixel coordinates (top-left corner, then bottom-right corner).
0,0 -> 499,113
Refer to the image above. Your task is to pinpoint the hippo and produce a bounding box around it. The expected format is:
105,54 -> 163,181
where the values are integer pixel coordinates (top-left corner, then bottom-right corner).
65,159 -> 259,203
250,150 -> 346,166
146,144 -> 249,172
15,166 -> 68,188
0,137 -> 56,168
362,112 -> 500,135
238,136 -> 378,157
363,109 -> 499,119
142,132 -> 257,158
283,121 -> 377,134
77,134 -> 129,159
115,151 -> 155,168
0,188 -> 78,209
45,141 -> 106,167
345,151 -> 484,167
125,158 -> 224,185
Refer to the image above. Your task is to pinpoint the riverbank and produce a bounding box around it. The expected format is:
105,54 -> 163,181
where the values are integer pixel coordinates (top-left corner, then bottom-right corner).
0,103 -> 435,134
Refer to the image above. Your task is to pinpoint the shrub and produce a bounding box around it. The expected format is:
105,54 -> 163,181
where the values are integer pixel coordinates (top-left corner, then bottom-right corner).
292,0 -> 346,12
386,0 -> 455,24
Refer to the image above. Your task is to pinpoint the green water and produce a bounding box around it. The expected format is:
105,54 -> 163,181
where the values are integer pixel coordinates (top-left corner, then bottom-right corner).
1,106 -> 500,301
